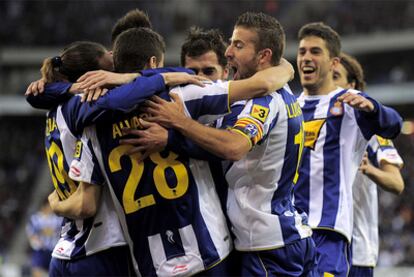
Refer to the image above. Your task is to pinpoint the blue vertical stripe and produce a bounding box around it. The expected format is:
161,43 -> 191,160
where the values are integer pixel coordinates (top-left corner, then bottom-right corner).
161,228 -> 185,260
272,90 -> 304,242
319,95 -> 344,227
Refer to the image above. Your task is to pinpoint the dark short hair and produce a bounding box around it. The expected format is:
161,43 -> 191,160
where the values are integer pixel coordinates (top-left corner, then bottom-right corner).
340,52 -> 366,91
111,9 -> 152,44
180,27 -> 227,67
235,12 -> 285,65
113,27 -> 165,73
41,41 -> 107,83
298,22 -> 341,58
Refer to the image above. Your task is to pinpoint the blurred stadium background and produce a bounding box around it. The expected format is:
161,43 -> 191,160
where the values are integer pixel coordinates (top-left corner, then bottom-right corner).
0,0 -> 413,276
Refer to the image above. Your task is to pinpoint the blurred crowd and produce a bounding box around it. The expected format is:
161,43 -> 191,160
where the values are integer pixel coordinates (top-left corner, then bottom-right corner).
378,134 -> 414,266
1,0 -> 414,47
0,116 -> 45,258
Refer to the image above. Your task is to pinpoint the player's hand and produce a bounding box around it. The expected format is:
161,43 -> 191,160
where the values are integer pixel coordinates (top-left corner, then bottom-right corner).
359,153 -> 375,176
120,119 -> 168,162
77,70 -> 140,90
25,78 -> 46,96
81,87 -> 109,102
337,91 -> 374,112
144,94 -> 186,128
161,72 -> 207,87
48,190 -> 60,212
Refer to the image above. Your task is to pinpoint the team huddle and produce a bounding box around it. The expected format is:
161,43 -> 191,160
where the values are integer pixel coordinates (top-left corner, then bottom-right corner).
25,9 -> 403,277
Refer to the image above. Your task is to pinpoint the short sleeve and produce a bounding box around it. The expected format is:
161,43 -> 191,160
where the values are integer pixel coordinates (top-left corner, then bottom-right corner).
231,95 -> 277,147
372,136 -> 404,168
171,80 -> 231,124
69,131 -> 105,186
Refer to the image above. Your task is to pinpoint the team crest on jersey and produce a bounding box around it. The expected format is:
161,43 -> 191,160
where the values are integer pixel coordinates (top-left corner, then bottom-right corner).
74,140 -> 82,158
250,104 -> 269,123
304,119 -> 326,149
376,136 -> 391,146
329,101 -> 343,116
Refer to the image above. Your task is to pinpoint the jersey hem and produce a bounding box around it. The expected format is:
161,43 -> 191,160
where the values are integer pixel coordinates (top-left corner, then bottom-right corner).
52,242 -> 127,260
312,226 -> 351,242
234,236 -> 310,252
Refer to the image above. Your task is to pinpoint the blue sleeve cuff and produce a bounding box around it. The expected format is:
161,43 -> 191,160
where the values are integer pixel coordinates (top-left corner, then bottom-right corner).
26,82 -> 72,109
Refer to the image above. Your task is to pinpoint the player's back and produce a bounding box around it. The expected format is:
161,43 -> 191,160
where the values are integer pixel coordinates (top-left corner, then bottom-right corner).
45,98 -> 126,260
83,88 -> 232,276
225,85 -> 312,251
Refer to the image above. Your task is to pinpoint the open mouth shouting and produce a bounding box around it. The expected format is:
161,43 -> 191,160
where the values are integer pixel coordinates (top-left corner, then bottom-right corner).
301,64 -> 317,81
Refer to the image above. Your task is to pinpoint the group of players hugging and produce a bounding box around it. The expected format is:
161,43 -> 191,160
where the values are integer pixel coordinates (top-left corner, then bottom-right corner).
25,8 -> 403,277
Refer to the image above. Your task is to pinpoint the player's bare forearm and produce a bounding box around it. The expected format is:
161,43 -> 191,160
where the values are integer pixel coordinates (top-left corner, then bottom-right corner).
49,182 -> 101,219
364,163 -> 404,194
228,59 -> 294,103
174,117 -> 250,161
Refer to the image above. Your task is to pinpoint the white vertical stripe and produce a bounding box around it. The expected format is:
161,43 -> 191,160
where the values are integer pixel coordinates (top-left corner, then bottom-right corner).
148,233 -> 167,271
179,225 -> 201,257
187,159 -> 232,259
56,106 -> 76,167
308,98 -> 329,227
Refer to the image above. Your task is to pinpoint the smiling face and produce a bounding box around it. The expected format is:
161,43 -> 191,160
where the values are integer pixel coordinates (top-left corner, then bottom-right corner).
225,27 -> 261,80
297,35 -> 339,95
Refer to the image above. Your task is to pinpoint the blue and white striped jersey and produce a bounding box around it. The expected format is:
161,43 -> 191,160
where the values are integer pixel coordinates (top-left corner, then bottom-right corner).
44,101 -> 126,260
36,74 -> 176,261
225,85 -> 312,251
27,70 -> 200,263
75,81 -> 233,276
352,136 -> 403,267
26,210 -> 62,251
294,88 -> 402,241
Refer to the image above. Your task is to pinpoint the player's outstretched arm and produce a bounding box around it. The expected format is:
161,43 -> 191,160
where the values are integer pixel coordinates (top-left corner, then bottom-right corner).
26,82 -> 73,110
360,155 -> 404,194
228,58 -> 294,103
77,70 -> 140,90
48,182 -> 101,219
145,94 -> 250,160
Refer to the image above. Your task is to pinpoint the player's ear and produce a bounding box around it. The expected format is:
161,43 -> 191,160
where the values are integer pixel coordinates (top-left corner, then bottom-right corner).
258,48 -> 272,65
148,56 -> 158,69
330,57 -> 340,70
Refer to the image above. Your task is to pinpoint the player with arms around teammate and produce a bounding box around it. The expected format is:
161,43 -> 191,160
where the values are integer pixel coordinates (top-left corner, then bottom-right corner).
141,12 -> 316,276
28,41 -> 133,277
333,52 -> 404,277
294,22 -> 402,276
73,23 -> 298,276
